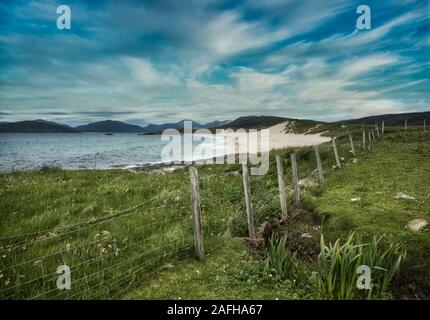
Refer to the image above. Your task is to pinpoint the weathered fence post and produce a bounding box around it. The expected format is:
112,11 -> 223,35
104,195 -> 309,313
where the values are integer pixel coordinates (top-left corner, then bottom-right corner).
368,131 -> 372,151
189,166 -> 204,260
348,131 -> 356,157
314,146 -> 324,185
424,120 -> 426,132
371,130 -> 376,144
290,153 -> 300,205
242,163 -> 255,238
331,137 -> 341,169
275,156 -> 288,218
376,123 -> 380,139
382,121 -> 385,135
362,130 -> 366,151
405,119 -> 407,131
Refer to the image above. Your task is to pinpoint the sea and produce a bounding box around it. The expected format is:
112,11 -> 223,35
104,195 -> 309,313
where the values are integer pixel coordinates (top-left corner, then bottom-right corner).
0,133 -> 227,172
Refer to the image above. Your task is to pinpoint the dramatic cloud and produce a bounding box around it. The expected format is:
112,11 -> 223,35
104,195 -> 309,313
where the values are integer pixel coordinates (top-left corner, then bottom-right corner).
0,0 -> 428,125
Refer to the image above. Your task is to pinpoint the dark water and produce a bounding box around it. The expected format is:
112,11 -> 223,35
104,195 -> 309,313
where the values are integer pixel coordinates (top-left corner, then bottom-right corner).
0,132 -> 224,172
0,133 -> 167,172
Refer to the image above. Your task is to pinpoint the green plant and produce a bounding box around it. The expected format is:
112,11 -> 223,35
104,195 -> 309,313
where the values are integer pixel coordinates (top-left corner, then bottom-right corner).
263,234 -> 308,286
316,233 -> 406,300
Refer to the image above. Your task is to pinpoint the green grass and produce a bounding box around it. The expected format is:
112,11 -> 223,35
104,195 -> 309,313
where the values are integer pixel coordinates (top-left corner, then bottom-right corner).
0,125 -> 429,299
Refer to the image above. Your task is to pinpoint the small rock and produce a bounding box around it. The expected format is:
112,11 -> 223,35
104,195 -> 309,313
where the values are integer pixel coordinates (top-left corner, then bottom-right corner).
340,157 -> 345,161
298,178 -> 318,188
350,197 -> 361,202
351,158 -> 358,163
301,233 -> 312,239
407,219 -> 428,231
395,192 -> 415,200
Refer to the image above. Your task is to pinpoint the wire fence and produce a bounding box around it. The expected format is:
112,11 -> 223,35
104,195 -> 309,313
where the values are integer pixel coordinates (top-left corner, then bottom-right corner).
1,124 -> 416,300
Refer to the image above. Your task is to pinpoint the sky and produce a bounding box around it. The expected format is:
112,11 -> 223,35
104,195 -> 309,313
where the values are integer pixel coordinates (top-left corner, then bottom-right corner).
0,0 -> 429,126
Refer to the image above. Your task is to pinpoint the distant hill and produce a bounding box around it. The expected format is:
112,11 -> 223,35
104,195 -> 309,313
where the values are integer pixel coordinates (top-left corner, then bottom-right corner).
75,120 -> 147,133
214,116 -> 289,130
202,120 -> 230,128
340,111 -> 430,126
0,120 -> 80,133
143,120 -> 204,133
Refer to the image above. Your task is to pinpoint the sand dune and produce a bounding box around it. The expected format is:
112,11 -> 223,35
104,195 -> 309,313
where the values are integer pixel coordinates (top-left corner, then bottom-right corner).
267,121 -> 331,150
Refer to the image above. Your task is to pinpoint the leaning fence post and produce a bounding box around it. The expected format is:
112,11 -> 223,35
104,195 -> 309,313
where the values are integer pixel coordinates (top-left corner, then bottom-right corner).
189,166 -> 204,260
362,130 -> 366,151
331,137 -> 341,169
382,121 -> 385,135
242,163 -> 255,238
275,156 -> 288,218
405,119 -> 407,131
314,146 -> 324,185
371,130 -> 376,144
290,153 -> 300,205
348,131 -> 356,157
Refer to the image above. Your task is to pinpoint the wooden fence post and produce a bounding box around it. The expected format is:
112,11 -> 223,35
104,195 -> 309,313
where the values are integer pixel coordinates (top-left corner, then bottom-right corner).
382,121 -> 385,135
189,166 -> 204,260
405,119 -> 407,131
424,120 -> 426,132
290,153 -> 300,205
376,123 -> 380,139
331,137 -> 341,169
314,146 -> 324,185
348,131 -> 356,157
371,130 -> 376,144
275,156 -> 288,218
368,131 -> 372,151
362,130 -> 366,151
242,163 -> 255,238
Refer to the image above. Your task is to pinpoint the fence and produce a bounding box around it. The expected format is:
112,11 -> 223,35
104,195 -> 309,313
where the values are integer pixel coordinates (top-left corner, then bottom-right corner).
0,119 -> 425,300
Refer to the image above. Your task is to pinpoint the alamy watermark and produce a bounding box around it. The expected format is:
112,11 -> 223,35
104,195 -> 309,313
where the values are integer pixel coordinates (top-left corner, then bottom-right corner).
356,265 -> 372,290
56,264 -> 71,290
56,5 -> 71,30
160,121 -> 270,175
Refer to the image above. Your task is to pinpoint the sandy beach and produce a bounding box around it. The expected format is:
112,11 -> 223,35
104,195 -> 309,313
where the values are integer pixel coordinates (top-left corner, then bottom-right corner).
266,121 -> 331,149
137,121 -> 331,173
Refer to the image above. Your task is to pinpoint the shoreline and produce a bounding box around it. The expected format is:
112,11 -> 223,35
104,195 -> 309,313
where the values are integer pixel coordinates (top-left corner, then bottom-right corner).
1,121 -> 331,174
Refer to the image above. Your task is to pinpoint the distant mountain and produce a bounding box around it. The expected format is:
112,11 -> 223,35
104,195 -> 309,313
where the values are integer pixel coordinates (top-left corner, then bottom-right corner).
202,120 -> 230,128
34,119 -> 76,130
340,111 -> 430,126
75,120 -> 147,133
0,120 -> 80,133
143,120 -> 203,133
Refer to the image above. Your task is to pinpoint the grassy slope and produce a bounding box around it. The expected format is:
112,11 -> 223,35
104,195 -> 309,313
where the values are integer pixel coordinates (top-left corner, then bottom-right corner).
125,127 -> 430,299
0,126 -> 428,299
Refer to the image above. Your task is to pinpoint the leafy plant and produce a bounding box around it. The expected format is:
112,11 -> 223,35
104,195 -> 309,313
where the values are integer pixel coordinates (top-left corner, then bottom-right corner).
263,234 -> 308,286
316,233 -> 406,299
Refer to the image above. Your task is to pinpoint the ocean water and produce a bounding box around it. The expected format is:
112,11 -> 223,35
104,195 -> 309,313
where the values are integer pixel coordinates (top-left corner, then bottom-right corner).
0,133 -> 224,172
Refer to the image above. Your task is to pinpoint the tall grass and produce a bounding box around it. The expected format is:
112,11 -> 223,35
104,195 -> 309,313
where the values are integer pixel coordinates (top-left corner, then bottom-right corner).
263,234 -> 308,286
316,233 -> 406,299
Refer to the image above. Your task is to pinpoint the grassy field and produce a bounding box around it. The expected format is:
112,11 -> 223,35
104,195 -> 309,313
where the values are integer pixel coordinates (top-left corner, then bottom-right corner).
0,125 -> 428,299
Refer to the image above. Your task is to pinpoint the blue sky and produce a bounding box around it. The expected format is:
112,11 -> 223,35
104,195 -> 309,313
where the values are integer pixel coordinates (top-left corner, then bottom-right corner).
0,0 -> 429,126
